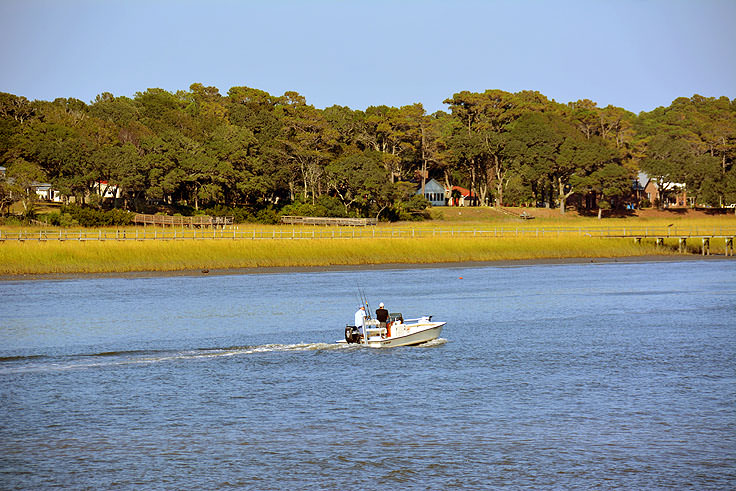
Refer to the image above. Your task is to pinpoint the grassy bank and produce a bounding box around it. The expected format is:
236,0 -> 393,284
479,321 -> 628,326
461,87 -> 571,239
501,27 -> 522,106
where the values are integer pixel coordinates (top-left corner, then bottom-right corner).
0,236 -> 678,275
3,209 -> 734,275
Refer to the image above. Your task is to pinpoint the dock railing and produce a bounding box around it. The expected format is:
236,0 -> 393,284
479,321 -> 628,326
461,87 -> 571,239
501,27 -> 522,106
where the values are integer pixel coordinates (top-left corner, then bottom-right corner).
2,226 -> 735,242
280,216 -> 378,226
132,214 -> 233,228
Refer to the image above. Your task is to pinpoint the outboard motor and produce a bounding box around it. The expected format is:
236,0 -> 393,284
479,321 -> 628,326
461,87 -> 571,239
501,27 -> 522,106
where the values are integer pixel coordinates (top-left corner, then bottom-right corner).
345,325 -> 361,344
345,325 -> 364,344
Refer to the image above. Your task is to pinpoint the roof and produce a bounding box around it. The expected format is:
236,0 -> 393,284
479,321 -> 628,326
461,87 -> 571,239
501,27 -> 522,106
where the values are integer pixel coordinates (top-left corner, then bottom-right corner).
420,178 -> 445,193
645,179 -> 686,190
450,185 -> 476,197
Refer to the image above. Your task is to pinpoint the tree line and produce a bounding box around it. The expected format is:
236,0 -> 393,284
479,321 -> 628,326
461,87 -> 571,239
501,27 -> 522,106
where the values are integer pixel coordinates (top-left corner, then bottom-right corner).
1,84 -> 734,222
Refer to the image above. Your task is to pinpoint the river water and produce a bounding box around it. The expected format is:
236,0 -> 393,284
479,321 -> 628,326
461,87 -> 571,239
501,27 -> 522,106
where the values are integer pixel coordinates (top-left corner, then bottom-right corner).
1,260 -> 735,489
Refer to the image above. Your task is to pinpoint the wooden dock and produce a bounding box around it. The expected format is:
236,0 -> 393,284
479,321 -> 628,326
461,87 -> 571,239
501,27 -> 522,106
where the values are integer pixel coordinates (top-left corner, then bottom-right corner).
280,216 -> 378,226
133,214 -> 233,228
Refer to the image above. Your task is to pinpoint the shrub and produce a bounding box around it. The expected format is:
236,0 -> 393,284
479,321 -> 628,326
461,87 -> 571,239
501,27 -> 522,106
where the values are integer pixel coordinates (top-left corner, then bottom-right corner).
60,205 -> 134,227
0,215 -> 24,226
45,212 -> 79,227
392,194 -> 431,221
255,207 -> 279,224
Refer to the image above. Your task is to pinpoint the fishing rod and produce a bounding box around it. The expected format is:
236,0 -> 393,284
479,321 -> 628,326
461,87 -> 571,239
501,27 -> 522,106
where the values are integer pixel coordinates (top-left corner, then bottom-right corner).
359,288 -> 371,319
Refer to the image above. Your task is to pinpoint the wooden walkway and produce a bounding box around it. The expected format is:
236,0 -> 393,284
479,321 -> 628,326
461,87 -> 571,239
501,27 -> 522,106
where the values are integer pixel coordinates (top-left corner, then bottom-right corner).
280,216 -> 378,226
133,214 -> 233,228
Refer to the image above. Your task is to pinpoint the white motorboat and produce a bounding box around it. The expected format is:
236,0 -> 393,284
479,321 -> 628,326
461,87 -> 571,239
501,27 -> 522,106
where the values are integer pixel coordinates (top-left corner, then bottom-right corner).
341,313 -> 445,348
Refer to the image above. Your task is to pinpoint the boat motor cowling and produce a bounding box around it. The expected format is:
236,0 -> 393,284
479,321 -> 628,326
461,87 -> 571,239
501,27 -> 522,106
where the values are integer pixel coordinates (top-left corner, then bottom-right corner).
345,325 -> 362,344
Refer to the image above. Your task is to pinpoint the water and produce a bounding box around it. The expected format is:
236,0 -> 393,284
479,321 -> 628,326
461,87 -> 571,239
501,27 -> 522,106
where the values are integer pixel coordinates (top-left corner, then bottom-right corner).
1,260 -> 735,489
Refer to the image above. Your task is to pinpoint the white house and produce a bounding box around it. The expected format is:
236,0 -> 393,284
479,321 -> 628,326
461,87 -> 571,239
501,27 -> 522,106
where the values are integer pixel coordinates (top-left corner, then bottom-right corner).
93,180 -> 123,200
33,183 -> 63,202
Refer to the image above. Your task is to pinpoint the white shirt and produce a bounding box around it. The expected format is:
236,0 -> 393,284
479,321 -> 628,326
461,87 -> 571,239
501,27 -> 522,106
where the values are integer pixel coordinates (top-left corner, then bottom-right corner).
354,308 -> 366,329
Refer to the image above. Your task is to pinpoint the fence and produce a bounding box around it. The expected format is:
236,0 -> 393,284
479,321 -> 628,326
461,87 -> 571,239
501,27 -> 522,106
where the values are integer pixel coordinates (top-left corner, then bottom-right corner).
1,226 -> 735,242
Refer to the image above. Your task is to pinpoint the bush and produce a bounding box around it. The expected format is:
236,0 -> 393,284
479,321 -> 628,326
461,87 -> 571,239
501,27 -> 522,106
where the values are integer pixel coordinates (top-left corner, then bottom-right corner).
255,207 -> 279,224
60,205 -> 134,227
0,215 -> 24,226
45,212 -> 79,227
392,194 -> 431,221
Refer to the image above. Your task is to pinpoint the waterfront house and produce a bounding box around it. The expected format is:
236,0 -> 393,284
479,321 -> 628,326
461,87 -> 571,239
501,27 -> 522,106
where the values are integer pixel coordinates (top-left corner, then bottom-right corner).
33,182 -> 63,202
93,180 -> 123,200
417,178 -> 446,206
448,185 -> 478,207
644,179 -> 688,207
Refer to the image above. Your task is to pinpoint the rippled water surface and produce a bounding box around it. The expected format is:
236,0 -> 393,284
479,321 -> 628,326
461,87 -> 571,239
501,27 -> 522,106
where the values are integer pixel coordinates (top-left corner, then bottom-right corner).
1,260 -> 735,489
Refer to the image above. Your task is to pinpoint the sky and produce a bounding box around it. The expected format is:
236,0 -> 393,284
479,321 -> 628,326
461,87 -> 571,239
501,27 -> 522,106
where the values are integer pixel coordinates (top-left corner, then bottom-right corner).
1,0 -> 734,115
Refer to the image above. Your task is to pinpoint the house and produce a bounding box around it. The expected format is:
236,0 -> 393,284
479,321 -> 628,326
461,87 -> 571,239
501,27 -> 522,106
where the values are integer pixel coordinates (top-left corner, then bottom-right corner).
33,183 -> 63,202
644,179 -> 688,207
0,167 -> 63,203
448,185 -> 478,207
93,180 -> 122,200
417,178 -> 446,206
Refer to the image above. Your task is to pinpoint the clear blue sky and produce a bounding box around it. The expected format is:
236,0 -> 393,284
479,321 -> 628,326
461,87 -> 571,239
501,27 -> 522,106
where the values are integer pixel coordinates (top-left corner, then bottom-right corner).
1,0 -> 734,114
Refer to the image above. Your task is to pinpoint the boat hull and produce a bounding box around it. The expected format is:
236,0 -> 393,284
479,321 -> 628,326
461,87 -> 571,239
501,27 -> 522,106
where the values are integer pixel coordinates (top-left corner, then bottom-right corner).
364,322 -> 445,348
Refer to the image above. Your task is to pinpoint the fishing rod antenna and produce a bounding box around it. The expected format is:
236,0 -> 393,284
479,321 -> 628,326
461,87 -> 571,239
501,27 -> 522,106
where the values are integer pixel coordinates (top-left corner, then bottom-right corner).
357,287 -> 371,319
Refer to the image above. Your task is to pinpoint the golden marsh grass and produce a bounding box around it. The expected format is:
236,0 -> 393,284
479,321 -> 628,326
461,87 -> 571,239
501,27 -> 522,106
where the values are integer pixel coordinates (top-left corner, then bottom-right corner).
0,236 -> 675,275
3,211 -> 733,275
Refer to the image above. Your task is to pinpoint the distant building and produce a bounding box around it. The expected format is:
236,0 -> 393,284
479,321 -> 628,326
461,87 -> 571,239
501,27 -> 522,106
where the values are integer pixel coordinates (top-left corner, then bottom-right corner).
644,179 -> 688,207
448,185 -> 478,207
32,183 -> 63,202
93,180 -> 122,200
417,178 -> 446,206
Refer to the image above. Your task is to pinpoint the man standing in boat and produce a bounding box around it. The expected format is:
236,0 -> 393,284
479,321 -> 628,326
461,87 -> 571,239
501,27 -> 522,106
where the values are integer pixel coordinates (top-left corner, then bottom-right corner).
376,302 -> 389,328
354,305 -> 366,334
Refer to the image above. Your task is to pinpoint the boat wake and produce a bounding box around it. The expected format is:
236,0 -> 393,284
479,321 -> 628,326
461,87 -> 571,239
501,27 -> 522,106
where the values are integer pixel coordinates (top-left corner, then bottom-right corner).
0,342 -> 348,375
417,337 -> 448,347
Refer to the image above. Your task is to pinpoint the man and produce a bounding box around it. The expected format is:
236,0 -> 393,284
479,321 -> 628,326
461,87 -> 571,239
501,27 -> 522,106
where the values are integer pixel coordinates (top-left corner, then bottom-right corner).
375,302 -> 389,328
354,305 -> 366,334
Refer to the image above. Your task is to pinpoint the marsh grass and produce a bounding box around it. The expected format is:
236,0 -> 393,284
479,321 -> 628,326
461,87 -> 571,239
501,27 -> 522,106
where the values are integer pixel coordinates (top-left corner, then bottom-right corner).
0,236 -> 676,275
3,213 -> 732,275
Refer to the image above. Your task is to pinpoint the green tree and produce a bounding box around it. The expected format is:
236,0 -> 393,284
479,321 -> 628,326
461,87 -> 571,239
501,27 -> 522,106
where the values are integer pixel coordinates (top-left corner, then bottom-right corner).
636,95 -> 736,207
444,89 -> 554,206
639,134 -> 689,208
278,92 -> 338,204
325,150 -> 383,215
574,163 -> 633,218
6,158 -> 46,215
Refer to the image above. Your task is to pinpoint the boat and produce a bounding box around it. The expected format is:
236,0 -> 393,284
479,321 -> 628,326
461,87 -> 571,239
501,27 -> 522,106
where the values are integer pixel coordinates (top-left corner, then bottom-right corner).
340,312 -> 446,348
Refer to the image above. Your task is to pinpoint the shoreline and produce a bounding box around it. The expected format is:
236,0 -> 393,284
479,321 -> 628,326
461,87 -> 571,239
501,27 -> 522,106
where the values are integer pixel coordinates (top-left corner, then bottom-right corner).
2,254 -> 733,282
